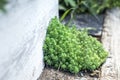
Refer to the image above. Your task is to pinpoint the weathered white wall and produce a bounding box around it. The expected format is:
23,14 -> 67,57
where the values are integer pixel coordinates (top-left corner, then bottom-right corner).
0,0 -> 58,80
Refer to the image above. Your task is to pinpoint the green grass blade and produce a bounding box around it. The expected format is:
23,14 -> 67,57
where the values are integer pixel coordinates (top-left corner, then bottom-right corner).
60,8 -> 73,22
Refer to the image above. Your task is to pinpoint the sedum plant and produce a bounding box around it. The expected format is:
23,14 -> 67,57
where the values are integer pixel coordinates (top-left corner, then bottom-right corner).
43,17 -> 108,74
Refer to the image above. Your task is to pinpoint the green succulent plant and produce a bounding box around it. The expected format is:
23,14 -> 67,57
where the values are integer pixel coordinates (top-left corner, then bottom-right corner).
43,17 -> 108,74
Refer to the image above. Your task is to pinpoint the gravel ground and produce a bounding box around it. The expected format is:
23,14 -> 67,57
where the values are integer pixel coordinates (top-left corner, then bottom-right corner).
38,67 -> 100,80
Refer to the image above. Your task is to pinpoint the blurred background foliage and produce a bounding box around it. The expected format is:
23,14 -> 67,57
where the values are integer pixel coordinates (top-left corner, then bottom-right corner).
59,0 -> 120,24
59,0 -> 120,15
0,0 -> 7,12
59,0 -> 120,18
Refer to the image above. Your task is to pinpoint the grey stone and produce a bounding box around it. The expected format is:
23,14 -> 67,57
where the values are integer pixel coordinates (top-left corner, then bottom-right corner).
63,14 -> 104,36
79,77 -> 87,80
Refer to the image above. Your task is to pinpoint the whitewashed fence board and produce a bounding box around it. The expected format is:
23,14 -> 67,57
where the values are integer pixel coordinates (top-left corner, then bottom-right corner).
101,7 -> 120,80
0,0 -> 58,80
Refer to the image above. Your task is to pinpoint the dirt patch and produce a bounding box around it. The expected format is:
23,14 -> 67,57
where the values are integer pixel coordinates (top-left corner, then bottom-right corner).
38,67 -> 101,80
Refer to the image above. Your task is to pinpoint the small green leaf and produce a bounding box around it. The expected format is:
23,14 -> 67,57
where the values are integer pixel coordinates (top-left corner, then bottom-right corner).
60,8 -> 73,22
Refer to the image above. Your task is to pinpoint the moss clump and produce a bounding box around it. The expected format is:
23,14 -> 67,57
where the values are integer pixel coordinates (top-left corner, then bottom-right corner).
43,17 -> 108,74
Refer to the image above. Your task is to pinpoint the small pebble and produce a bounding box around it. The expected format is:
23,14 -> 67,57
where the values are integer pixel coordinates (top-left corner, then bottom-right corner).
79,77 -> 87,80
80,72 -> 84,76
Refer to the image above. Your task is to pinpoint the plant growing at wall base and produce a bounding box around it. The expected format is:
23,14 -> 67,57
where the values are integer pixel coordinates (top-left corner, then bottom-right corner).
43,17 -> 108,74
